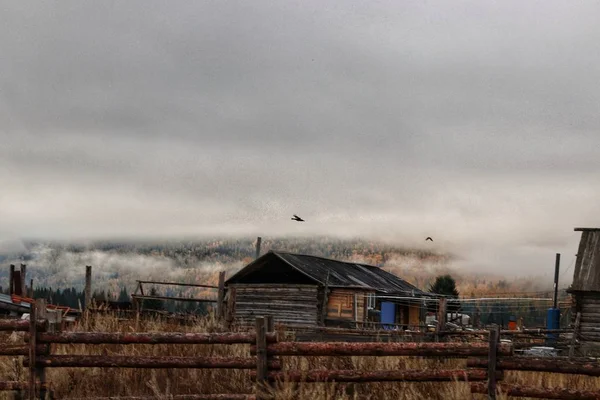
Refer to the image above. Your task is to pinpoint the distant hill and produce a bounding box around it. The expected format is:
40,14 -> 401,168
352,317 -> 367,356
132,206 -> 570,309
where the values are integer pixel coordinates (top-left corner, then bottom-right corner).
0,236 -> 552,298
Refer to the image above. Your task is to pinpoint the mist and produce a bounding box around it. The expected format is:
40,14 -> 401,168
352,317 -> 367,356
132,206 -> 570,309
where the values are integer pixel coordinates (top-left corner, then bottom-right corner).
1,1 -> 599,278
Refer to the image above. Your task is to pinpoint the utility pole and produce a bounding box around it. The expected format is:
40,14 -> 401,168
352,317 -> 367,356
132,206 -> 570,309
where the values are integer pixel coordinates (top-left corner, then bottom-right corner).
553,253 -> 560,309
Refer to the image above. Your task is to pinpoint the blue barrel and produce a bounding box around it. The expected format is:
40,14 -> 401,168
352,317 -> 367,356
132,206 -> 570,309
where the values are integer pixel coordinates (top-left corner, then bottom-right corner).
546,308 -> 560,344
380,302 -> 395,330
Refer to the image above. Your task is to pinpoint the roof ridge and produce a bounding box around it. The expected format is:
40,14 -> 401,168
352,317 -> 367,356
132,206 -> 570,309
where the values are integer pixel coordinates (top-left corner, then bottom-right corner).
270,250 -> 378,268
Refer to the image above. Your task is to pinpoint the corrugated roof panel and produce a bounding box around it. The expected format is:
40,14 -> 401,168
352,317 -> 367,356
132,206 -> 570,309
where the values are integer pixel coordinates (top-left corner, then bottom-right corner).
0,293 -> 31,311
274,252 -> 429,296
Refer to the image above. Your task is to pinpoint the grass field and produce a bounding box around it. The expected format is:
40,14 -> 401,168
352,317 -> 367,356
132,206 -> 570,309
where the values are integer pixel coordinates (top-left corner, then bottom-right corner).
1,313 -> 599,400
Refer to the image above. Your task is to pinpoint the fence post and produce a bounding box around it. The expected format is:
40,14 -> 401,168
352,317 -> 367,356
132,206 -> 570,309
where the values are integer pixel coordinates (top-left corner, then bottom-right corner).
35,300 -> 48,400
265,315 -> 274,333
255,317 -> 268,400
9,264 -> 15,295
225,288 -> 237,329
216,271 -> 226,320
487,325 -> 499,400
435,298 -> 447,342
569,312 -> 581,359
20,264 -> 27,297
28,301 -> 37,400
84,266 -> 92,311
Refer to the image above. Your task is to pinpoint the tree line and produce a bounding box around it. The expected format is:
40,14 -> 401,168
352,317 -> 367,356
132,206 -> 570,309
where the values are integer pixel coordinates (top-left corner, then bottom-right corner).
0,285 -> 209,315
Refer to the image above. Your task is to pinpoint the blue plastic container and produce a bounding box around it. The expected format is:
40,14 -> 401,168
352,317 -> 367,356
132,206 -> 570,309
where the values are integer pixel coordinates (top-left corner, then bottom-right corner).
546,308 -> 560,344
380,302 -> 395,330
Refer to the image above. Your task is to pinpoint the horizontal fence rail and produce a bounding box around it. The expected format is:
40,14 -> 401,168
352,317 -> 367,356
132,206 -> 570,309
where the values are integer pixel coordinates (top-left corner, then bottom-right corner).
0,319 -> 47,332
67,396 -> 256,400
32,331 -> 276,345
131,294 -> 217,303
251,341 -> 513,357
0,313 -> 595,400
250,368 -> 501,382
468,356 -> 600,377
470,382 -> 600,400
0,344 -> 48,356
135,280 -> 219,289
23,355 -> 281,369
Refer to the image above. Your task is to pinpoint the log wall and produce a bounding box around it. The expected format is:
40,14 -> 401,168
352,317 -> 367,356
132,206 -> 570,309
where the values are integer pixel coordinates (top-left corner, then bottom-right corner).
572,292 -> 600,343
569,229 -> 600,351
229,284 -> 319,327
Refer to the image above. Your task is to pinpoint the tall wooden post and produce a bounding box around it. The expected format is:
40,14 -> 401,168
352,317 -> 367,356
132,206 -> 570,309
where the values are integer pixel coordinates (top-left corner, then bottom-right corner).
255,316 -> 268,400
474,306 -> 481,329
419,300 -> 426,332
35,299 -> 48,400
84,266 -> 92,310
255,237 -> 262,260
487,325 -> 500,400
20,264 -> 27,296
28,301 -> 37,400
216,271 -> 226,320
134,297 -> 141,330
29,279 -> 34,298
225,288 -> 237,329
9,264 -> 15,295
569,312 -> 581,358
265,315 -> 274,333
320,271 -> 330,326
436,298 -> 447,341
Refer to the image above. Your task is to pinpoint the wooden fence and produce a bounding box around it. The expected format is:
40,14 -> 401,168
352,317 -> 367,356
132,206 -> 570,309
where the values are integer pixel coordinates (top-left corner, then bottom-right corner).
1,303 -> 600,400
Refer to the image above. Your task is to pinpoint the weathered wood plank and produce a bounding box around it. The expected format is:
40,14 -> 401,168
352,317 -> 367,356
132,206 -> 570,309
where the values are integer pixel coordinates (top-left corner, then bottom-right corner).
24,355 -> 280,369
468,356 -> 600,376
0,344 -> 46,356
67,395 -> 256,400
251,342 -> 512,357
34,332 -> 275,345
251,368 -> 496,382
0,320 -> 48,332
488,326 -> 499,400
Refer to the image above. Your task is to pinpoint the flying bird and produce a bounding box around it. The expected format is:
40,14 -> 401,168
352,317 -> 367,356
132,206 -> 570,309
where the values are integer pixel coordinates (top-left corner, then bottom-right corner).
425,237 -> 433,242
291,214 -> 305,222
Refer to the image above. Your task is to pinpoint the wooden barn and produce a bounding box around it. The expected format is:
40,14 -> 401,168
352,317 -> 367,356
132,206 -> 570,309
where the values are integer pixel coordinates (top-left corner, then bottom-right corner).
224,251 -> 433,329
568,227 -> 600,352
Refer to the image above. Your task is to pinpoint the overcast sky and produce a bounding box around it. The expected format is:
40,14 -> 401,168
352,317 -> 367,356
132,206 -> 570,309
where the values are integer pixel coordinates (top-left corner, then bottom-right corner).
1,1 -> 599,277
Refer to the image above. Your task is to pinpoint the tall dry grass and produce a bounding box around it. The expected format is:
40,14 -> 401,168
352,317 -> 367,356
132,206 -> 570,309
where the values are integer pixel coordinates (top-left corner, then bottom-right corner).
1,313 -> 600,400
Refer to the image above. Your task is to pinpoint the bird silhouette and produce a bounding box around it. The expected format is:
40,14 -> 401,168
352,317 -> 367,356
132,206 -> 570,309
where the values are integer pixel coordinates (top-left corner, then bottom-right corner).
425,237 -> 433,242
291,214 -> 305,222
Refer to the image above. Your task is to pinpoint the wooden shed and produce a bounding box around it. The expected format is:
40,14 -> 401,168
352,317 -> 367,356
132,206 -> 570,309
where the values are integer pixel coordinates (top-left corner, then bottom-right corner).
224,251 -> 432,329
568,227 -> 600,351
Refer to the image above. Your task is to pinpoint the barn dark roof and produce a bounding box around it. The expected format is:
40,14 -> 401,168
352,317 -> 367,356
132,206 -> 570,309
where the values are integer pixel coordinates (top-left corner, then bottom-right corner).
226,251 -> 432,296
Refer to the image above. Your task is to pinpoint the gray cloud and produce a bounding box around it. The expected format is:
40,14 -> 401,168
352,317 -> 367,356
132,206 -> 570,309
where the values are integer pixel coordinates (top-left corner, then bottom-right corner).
1,1 -> 600,277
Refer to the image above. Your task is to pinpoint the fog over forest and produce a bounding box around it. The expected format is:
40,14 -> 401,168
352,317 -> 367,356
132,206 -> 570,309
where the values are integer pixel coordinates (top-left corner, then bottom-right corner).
2,2 -> 599,278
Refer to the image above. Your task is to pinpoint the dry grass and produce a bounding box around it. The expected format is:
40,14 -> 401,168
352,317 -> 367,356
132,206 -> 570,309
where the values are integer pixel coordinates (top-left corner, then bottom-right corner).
1,313 -> 600,400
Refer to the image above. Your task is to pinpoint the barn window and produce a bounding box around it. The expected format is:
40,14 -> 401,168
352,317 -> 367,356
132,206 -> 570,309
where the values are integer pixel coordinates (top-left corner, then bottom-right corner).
367,293 -> 376,310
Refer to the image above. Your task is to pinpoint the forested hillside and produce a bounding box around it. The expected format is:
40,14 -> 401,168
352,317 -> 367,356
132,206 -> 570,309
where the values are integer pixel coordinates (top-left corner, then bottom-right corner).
0,237 -> 555,301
